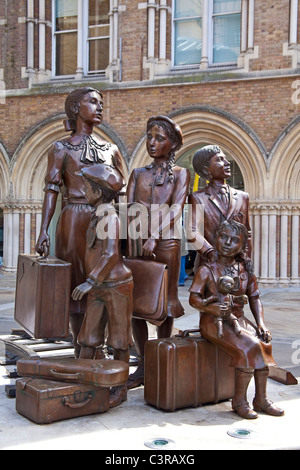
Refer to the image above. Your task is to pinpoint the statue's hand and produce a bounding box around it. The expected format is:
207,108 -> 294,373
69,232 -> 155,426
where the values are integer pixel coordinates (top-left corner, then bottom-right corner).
142,238 -> 158,257
35,232 -> 50,256
257,324 -> 272,343
72,282 -> 93,301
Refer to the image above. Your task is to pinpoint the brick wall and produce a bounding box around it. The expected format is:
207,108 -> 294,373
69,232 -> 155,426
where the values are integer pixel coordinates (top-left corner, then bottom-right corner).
0,0 -> 299,159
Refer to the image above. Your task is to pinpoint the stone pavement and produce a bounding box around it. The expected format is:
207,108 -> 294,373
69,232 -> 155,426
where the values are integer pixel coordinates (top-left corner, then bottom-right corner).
0,271 -> 300,451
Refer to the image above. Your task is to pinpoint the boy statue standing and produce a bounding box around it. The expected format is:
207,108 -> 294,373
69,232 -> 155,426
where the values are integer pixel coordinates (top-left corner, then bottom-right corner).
71,164 -> 133,406
187,145 -> 251,272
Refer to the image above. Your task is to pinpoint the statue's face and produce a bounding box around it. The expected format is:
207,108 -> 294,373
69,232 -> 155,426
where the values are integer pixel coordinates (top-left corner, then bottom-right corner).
146,124 -> 174,161
77,91 -> 104,125
84,178 -> 102,206
206,151 -> 231,180
220,276 -> 235,293
216,227 -> 243,258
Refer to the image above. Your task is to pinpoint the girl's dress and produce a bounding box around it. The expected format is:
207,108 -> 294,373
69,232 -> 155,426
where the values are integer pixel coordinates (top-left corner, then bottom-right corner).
189,260 -> 276,369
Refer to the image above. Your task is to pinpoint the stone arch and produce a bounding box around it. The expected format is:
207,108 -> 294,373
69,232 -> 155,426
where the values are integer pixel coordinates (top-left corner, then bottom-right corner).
268,116 -> 300,200
10,115 -> 130,202
0,141 -> 10,202
130,106 -> 268,199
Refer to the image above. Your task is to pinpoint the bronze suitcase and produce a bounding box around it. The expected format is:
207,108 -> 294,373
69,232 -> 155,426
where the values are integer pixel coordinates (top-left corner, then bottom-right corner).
14,254 -> 71,339
144,330 -> 235,411
17,357 -> 129,388
16,377 -> 110,424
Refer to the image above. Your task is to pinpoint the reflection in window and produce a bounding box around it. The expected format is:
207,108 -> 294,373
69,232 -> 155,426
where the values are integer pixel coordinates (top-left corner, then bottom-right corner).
53,0 -> 110,77
174,0 -> 202,66
88,0 -> 110,73
213,0 -> 241,64
173,0 -> 242,67
54,0 -> 78,76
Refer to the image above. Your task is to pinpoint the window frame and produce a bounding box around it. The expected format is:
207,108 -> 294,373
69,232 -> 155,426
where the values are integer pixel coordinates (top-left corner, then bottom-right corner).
172,0 -> 242,69
209,1 -> 242,66
52,0 -> 78,78
172,1 -> 203,69
85,0 -> 110,76
52,0 -> 110,79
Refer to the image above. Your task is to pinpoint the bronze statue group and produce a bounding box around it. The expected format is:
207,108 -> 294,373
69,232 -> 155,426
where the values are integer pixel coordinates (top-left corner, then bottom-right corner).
35,88 -> 284,420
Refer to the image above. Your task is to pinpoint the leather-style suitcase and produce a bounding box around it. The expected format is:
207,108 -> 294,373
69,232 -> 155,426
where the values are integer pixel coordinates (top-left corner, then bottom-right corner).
16,377 -> 110,424
14,254 -> 71,339
144,330 -> 235,411
17,357 -> 129,388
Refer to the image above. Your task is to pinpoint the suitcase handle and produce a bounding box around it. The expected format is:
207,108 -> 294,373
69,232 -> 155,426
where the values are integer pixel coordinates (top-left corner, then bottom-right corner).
178,329 -> 201,338
50,369 -> 85,381
62,393 -> 93,409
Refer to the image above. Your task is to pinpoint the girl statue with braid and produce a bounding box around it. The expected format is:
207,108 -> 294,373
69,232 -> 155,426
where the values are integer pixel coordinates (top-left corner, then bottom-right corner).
35,88 -> 124,357
126,115 -> 190,389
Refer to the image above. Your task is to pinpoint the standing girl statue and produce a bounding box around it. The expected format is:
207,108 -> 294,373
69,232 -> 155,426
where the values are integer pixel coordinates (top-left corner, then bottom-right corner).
126,115 -> 190,388
35,87 -> 124,357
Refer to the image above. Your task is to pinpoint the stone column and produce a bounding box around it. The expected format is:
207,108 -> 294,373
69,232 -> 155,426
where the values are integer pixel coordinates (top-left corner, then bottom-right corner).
76,0 -> 84,78
147,0 -> 156,59
248,0 -> 255,50
279,208 -> 289,285
200,0 -> 208,69
290,0 -> 298,46
291,210 -> 300,284
39,0 -> 46,73
27,0 -> 35,73
1,206 -> 20,272
159,0 -> 167,61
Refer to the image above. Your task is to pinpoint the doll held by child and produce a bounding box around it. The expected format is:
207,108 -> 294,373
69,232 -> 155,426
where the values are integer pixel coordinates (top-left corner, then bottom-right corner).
189,219 -> 284,419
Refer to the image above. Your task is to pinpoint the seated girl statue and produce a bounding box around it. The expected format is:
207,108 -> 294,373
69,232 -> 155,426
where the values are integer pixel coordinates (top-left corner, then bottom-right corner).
189,219 -> 284,420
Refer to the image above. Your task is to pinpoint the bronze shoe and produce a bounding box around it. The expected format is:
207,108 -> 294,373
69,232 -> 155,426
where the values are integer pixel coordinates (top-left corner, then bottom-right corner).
253,398 -> 284,417
232,399 -> 258,420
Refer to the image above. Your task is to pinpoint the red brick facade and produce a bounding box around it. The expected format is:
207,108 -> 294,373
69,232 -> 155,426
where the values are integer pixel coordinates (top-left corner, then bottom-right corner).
0,0 -> 299,286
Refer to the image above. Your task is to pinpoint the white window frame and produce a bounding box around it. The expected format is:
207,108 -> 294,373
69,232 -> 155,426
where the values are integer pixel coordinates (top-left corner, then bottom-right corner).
52,0 -> 78,78
52,0 -> 110,78
172,0 -> 243,69
208,1 -> 242,66
171,1 -> 203,68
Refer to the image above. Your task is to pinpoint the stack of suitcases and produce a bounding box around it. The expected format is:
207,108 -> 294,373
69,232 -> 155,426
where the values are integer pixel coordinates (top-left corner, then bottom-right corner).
15,357 -> 129,424
13,253 -> 129,424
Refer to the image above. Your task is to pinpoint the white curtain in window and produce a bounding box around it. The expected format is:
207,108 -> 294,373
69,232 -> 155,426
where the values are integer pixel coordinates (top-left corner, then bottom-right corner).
175,0 -> 203,18
213,0 -> 241,14
174,0 -> 202,66
213,0 -> 241,64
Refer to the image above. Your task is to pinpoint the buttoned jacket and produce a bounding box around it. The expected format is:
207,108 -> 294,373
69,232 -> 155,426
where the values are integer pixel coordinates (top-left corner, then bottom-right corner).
187,184 -> 251,263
